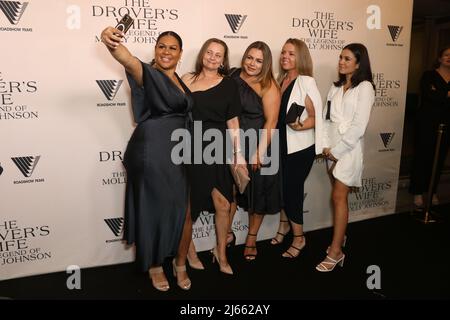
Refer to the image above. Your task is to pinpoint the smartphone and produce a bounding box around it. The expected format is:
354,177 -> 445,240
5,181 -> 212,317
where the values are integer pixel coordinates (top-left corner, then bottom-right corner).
115,14 -> 133,33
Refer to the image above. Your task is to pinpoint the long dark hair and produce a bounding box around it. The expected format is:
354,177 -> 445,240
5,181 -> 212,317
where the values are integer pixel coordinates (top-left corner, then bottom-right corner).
334,43 -> 375,89
241,41 -> 276,92
150,31 -> 183,66
192,38 -> 230,79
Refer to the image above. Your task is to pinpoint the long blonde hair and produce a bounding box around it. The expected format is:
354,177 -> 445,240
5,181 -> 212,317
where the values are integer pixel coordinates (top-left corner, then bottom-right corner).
277,38 -> 313,84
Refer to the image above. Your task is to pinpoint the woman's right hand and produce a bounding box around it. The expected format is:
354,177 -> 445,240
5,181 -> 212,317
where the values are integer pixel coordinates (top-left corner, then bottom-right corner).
100,27 -> 124,50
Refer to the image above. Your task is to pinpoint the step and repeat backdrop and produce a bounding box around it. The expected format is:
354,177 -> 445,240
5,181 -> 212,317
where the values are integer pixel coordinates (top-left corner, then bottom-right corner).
0,0 -> 412,280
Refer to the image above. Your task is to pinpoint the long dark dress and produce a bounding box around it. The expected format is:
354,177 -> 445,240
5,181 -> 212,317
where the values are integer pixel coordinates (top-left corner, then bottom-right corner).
231,69 -> 281,214
123,61 -> 193,271
410,70 -> 450,194
189,77 -> 242,221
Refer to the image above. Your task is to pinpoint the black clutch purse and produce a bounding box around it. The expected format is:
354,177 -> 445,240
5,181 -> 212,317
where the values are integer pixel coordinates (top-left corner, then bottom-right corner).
285,102 -> 305,124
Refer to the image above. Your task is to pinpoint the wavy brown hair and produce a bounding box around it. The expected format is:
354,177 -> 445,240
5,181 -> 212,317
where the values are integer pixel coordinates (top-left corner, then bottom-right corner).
241,41 -> 277,92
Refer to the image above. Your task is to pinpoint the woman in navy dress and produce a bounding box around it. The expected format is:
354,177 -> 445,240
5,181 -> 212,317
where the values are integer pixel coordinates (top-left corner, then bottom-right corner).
101,28 -> 193,291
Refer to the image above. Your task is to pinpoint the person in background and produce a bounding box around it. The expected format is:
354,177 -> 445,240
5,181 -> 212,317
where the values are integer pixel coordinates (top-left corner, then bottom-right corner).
409,45 -> 450,209
317,43 -> 375,272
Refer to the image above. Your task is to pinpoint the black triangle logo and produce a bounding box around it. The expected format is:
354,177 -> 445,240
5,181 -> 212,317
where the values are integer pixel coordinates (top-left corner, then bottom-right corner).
96,80 -> 123,100
387,25 -> 403,42
104,218 -> 124,237
380,133 -> 395,148
225,14 -> 247,33
11,156 -> 40,177
0,1 -> 28,25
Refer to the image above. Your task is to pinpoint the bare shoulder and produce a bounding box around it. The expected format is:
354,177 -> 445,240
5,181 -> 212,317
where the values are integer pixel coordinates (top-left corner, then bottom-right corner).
181,73 -> 195,85
265,80 -> 281,97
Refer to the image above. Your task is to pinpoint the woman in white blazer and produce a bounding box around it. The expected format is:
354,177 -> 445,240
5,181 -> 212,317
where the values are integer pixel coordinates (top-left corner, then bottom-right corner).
316,43 -> 375,272
271,39 -> 324,259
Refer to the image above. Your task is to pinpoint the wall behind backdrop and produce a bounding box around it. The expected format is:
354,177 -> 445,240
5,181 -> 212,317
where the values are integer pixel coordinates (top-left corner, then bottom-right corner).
0,0 -> 412,280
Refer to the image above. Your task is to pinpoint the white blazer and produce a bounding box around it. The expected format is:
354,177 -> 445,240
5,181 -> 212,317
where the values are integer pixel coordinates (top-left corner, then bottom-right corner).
323,80 -> 375,187
285,75 -> 324,155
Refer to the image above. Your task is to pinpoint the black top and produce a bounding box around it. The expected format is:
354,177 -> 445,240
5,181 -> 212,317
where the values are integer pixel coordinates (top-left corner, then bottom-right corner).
419,70 -> 450,124
191,76 -> 241,125
278,79 -> 296,157
231,69 -> 264,128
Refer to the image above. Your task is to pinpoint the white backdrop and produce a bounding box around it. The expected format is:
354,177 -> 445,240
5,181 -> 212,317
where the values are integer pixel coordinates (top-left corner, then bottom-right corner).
0,0 -> 412,280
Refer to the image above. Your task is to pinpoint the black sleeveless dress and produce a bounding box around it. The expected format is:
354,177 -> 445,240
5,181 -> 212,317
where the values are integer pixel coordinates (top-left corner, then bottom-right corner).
231,69 -> 281,214
188,77 -> 242,221
123,61 -> 193,271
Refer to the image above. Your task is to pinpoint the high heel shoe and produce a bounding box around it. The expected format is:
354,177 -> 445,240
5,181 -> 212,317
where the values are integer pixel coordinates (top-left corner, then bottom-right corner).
244,233 -> 257,261
172,259 -> 191,290
187,253 -> 205,270
226,231 -> 236,247
326,235 -> 347,254
148,266 -> 170,292
211,247 -> 233,275
282,234 -> 305,258
315,254 -> 345,272
271,220 -> 290,245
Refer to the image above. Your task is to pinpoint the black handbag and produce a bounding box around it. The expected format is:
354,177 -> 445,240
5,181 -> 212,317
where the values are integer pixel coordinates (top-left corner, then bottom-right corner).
285,102 -> 305,124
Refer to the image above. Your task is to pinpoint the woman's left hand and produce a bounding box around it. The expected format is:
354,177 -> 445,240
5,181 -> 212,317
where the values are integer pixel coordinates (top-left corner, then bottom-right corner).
287,119 -> 303,131
250,152 -> 262,171
322,148 -> 337,162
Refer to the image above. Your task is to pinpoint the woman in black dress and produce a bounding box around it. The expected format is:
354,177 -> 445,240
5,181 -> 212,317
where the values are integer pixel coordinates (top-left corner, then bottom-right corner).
230,41 -> 281,261
410,45 -> 450,209
182,38 -> 246,275
100,28 -> 193,291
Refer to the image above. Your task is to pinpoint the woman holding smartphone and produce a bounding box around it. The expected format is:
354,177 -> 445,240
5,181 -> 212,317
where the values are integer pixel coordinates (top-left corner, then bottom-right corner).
100,27 -> 194,291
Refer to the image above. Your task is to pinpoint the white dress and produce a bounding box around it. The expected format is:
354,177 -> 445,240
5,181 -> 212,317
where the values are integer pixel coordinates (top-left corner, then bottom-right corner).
323,81 -> 375,187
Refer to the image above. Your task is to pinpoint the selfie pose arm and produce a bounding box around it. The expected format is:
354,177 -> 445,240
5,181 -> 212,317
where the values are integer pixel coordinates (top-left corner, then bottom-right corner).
100,26 -> 143,86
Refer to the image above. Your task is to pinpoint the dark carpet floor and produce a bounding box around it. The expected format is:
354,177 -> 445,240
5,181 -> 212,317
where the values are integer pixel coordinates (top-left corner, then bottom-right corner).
1,205 -> 449,304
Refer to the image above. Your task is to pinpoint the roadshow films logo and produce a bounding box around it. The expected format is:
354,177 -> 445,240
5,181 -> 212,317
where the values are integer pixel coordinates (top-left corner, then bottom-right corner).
11,155 -> 44,184
96,79 -> 126,107
0,0 -> 32,32
224,13 -> 248,39
386,24 -> 403,47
